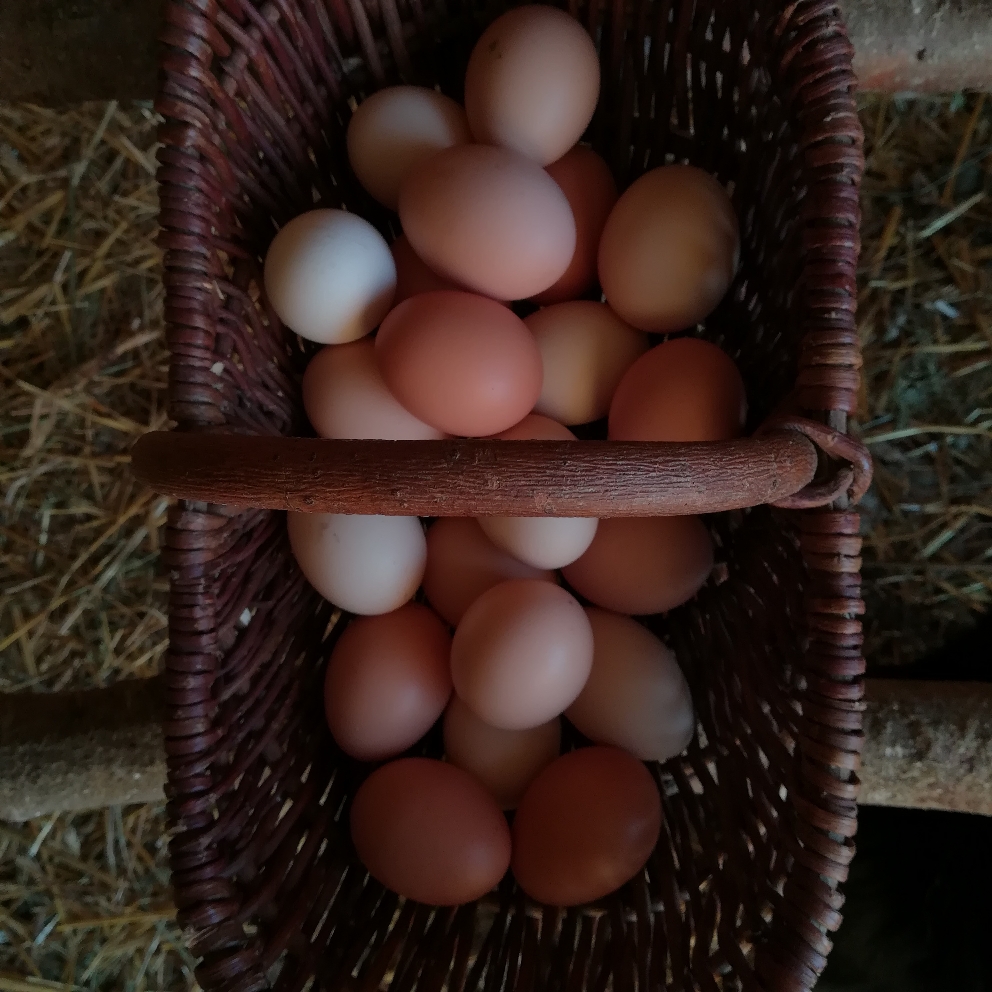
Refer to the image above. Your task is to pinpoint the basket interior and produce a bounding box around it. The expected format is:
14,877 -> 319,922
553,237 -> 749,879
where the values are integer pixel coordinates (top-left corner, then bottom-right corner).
159,1 -> 864,990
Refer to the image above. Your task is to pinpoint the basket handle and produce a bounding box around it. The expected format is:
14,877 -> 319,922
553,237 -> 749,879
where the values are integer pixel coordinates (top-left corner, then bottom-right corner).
128,428 -> 858,516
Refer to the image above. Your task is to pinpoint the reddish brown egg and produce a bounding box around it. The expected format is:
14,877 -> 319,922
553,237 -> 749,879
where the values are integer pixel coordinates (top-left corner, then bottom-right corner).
512,746 -> 661,906
390,234 -> 462,305
598,165 -> 739,332
351,758 -> 511,906
376,291 -> 543,437
324,604 -> 452,762
423,518 -> 555,627
562,516 -> 713,615
532,146 -> 618,305
608,338 -> 747,442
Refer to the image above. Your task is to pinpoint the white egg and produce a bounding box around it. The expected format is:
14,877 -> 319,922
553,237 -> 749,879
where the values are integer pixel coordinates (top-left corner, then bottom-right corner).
263,210 -> 396,345
287,513 -> 425,615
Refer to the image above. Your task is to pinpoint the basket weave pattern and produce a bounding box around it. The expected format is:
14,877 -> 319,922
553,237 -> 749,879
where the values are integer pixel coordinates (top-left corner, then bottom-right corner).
158,1 -> 865,989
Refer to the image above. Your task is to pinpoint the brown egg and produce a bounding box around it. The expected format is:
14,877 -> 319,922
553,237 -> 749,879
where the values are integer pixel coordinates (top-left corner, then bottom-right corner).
464,6 -> 600,166
303,339 -> 445,440
390,234 -> 462,305
451,579 -> 593,730
608,338 -> 747,442
351,758 -> 511,905
398,144 -> 576,301
562,517 -> 713,616
598,165 -> 739,332
566,609 -> 695,762
346,86 -> 471,210
376,291 -> 543,437
532,146 -> 618,304
512,746 -> 661,906
324,604 -> 452,762
526,302 -> 648,426
479,415 -> 598,569
443,695 -> 561,809
423,518 -> 555,627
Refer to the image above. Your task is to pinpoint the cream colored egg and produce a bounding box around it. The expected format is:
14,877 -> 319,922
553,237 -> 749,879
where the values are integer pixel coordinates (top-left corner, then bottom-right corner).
303,339 -> 444,440
566,608 -> 695,762
263,209 -> 396,345
347,87 -> 471,210
479,415 -> 598,569
527,301 -> 648,425
287,513 -> 425,615
443,695 -> 560,809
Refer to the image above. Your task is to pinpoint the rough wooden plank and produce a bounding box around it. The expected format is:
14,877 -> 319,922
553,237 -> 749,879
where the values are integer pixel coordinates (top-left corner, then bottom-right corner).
1,0 -> 991,105
3,676 -> 990,819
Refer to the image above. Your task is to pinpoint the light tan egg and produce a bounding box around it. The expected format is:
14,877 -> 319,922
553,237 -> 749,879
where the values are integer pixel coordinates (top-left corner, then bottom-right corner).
566,608 -> 695,762
526,301 -> 648,426
347,86 -> 471,210
598,165 -> 739,333
479,414 -> 598,569
443,695 -> 560,809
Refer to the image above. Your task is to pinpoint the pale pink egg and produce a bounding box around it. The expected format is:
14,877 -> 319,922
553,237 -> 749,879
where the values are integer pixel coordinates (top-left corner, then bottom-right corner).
398,144 -> 576,301
375,291 -> 542,437
532,146 -> 617,304
478,414 -> 598,569
451,578 -> 593,731
464,6 -> 600,166
423,518 -> 555,627
443,695 -> 560,809
325,604 -> 452,761
302,339 -> 445,440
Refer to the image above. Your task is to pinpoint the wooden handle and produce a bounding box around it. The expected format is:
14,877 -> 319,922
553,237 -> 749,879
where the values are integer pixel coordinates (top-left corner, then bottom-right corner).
131,431 -> 818,516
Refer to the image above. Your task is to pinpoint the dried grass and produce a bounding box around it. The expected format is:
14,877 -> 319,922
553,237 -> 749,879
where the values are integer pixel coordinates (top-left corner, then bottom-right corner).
856,92 -> 992,668
0,92 -> 990,987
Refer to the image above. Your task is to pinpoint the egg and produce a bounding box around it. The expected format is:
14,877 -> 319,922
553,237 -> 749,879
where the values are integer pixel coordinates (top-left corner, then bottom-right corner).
263,209 -> 396,344
390,234 -> 462,305
532,146 -> 618,304
608,338 -> 747,442
423,518 -> 555,626
526,302 -> 648,426
512,746 -> 661,906
443,696 -> 560,809
562,517 -> 713,616
325,604 -> 452,761
451,579 -> 593,730
351,758 -> 511,905
398,144 -> 576,301
464,6 -> 600,166
376,291 -> 543,437
478,415 -> 598,569
598,165 -> 739,332
302,339 -> 445,440
566,609 -> 695,762
347,86 -> 472,210
287,513 -> 425,615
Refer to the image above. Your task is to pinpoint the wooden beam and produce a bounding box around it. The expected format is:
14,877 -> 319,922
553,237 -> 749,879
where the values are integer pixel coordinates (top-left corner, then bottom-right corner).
1,0 -> 991,106
3,676 -> 991,820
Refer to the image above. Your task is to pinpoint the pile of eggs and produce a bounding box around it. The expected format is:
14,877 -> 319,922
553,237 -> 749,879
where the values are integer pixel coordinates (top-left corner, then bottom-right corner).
265,5 -> 747,908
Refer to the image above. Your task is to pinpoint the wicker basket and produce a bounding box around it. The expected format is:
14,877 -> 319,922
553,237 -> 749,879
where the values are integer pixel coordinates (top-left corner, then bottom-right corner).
155,0 -> 869,989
